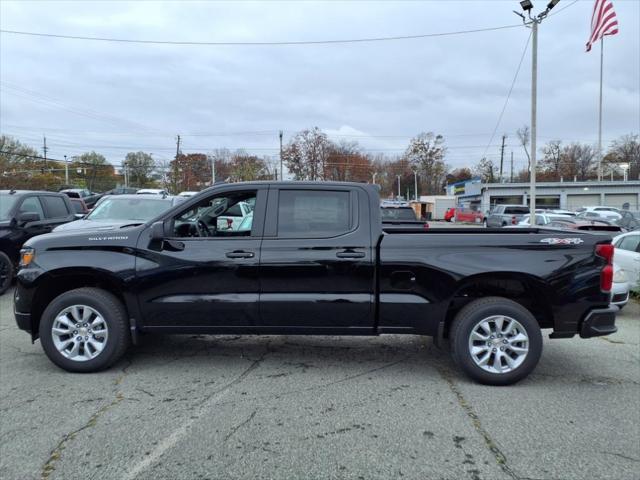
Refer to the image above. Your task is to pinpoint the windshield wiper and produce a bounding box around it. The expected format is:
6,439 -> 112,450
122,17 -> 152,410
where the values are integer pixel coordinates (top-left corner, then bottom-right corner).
119,222 -> 144,228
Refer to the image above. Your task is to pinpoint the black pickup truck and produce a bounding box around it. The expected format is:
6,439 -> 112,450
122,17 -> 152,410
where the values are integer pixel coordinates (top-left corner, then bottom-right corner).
14,182 -> 617,385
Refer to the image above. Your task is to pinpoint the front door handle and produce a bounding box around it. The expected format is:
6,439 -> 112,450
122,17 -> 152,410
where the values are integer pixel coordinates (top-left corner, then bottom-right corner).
336,250 -> 365,259
226,250 -> 255,259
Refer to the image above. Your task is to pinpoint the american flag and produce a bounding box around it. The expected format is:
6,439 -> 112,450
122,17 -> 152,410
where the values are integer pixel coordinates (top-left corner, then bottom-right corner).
586,0 -> 619,52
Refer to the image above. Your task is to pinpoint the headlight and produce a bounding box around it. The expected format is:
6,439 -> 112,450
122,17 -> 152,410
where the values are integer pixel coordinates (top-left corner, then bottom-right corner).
19,247 -> 35,267
613,269 -> 627,283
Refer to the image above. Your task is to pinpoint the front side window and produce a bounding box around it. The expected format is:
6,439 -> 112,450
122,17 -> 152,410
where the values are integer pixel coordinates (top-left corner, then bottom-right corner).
277,190 -> 350,238
18,196 -> 45,219
172,191 -> 256,238
618,235 -> 640,253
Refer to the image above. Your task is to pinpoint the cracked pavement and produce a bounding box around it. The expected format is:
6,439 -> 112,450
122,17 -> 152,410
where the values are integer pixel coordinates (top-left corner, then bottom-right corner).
0,291 -> 639,480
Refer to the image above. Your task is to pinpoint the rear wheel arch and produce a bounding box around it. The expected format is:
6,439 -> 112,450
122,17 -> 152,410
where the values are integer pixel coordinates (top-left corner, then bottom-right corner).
443,273 -> 554,338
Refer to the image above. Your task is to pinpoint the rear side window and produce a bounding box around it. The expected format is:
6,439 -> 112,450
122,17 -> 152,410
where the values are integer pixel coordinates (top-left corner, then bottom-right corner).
41,196 -> 70,218
277,190 -> 351,238
71,201 -> 85,214
381,208 -> 417,221
18,196 -> 45,219
505,207 -> 529,215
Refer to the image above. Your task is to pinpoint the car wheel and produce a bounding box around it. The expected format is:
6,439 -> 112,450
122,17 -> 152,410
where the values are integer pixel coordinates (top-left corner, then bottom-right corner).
482,219 -> 488,228
450,297 -> 542,386
0,251 -> 14,295
39,288 -> 130,372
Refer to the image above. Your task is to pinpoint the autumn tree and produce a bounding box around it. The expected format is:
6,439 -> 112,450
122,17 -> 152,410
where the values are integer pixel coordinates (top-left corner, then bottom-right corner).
72,151 -> 116,191
229,151 -> 268,181
123,151 -> 156,187
446,168 -> 472,185
403,132 -> 447,195
282,127 -> 331,181
324,140 -> 374,183
559,143 -> 596,181
169,153 -> 210,192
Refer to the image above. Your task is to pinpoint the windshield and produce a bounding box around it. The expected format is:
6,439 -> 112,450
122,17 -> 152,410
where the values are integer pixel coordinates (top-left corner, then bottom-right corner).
0,194 -> 18,220
381,207 -> 417,221
87,197 -> 170,222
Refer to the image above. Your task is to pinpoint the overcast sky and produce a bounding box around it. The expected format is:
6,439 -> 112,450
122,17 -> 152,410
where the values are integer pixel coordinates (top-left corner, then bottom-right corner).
1,0 -> 638,174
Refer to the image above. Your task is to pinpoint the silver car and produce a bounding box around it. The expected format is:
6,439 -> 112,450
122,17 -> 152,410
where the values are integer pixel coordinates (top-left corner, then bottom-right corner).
485,205 -> 530,227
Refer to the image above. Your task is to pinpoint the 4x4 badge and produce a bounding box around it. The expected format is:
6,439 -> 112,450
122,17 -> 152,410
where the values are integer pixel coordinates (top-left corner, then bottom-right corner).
540,238 -> 584,245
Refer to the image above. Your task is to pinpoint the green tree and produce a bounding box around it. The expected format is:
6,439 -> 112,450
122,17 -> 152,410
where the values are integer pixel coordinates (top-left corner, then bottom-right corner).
123,151 -> 156,187
72,151 -> 116,191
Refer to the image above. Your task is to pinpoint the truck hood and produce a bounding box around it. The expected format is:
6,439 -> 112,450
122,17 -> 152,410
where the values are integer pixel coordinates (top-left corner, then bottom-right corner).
24,223 -> 145,250
53,219 -> 144,232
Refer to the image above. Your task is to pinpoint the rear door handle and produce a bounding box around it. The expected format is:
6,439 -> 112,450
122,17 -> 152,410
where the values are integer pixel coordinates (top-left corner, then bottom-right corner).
336,250 -> 365,259
226,250 -> 255,259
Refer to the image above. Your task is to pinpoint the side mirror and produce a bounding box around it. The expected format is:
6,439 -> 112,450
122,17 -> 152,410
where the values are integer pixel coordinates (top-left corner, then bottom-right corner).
150,221 -> 165,240
18,212 -> 40,225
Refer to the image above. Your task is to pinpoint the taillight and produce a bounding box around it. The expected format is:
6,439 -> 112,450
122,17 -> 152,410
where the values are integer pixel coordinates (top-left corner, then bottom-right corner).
423,222 -> 429,230
511,216 -> 517,225
226,218 -> 233,229
595,244 -> 614,292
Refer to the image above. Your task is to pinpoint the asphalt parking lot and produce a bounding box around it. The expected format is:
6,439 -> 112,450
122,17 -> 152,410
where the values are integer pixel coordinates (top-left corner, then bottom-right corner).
1,291 -> 638,480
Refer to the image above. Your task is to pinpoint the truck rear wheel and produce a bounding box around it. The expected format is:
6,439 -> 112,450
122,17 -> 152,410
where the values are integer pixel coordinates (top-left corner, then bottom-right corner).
0,251 -> 13,295
39,288 -> 130,373
450,297 -> 542,385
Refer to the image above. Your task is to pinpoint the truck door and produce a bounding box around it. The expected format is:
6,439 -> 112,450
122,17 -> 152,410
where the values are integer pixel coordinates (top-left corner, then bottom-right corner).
135,186 -> 266,328
259,186 -> 375,333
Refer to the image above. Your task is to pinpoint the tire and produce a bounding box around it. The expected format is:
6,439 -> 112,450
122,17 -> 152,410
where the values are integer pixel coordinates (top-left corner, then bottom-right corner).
482,219 -> 488,228
39,288 -> 130,372
450,297 -> 542,386
0,251 -> 14,295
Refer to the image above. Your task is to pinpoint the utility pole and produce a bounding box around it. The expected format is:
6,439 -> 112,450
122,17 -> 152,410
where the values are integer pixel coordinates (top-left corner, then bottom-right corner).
412,167 -> 418,201
211,156 -> 216,185
175,135 -> 181,159
499,134 -> 506,182
64,155 -> 69,184
279,130 -> 284,181
372,172 -> 377,184
397,175 -> 401,200
42,135 -> 48,170
510,150 -> 514,183
514,0 -> 560,222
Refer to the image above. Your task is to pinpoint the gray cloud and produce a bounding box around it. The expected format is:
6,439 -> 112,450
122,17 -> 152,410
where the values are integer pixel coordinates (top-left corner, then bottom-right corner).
1,0 -> 638,173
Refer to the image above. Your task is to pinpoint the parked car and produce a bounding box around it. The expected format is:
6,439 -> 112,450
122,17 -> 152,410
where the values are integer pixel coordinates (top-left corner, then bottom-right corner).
616,210 -> 640,231
216,200 -> 253,231
380,206 -> 429,231
104,187 -> 139,195
53,194 -> 182,232
611,265 -> 630,310
449,207 -> 484,224
575,207 -> 622,222
69,198 -> 89,219
611,231 -> 640,290
178,191 -> 199,198
15,182 -> 618,385
137,188 -> 169,196
517,213 -> 572,226
485,205 -> 529,227
547,218 -> 623,233
59,188 -> 102,209
0,190 -> 75,294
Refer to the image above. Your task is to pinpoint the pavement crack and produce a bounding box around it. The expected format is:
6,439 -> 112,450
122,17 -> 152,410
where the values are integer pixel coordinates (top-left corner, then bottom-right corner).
435,364 -> 520,480
224,410 -> 257,443
40,392 -> 124,480
601,451 -> 640,462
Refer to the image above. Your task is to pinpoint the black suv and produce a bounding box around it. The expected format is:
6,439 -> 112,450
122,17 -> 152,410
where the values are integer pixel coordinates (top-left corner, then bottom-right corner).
0,190 -> 75,294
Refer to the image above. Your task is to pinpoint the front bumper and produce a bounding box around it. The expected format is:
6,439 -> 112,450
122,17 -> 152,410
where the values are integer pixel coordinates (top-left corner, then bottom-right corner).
580,305 -> 618,338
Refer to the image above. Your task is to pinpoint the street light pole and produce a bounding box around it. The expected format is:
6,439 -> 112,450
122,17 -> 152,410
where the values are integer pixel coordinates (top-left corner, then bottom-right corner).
64,155 -> 69,185
372,172 -> 377,185
530,18 -> 538,221
279,130 -> 284,181
397,175 -> 401,200
413,168 -> 418,201
514,0 -> 560,225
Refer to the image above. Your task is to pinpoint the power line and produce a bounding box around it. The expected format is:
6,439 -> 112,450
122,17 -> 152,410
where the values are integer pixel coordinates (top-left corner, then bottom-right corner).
480,29 -> 532,160
0,24 -> 524,47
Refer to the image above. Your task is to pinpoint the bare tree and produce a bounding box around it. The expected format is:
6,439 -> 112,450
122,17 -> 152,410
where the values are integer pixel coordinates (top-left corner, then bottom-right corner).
473,157 -> 497,183
403,132 -> 447,195
282,127 -> 331,181
516,126 -> 531,180
540,139 -> 562,180
561,143 -> 596,181
606,133 -> 640,180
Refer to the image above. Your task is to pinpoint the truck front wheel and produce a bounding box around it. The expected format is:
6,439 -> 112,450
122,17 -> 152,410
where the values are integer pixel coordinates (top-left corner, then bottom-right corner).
39,288 -> 130,373
450,297 -> 542,385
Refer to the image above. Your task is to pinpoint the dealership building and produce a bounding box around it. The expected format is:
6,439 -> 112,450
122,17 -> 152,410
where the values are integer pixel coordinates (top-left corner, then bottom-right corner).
446,178 -> 640,212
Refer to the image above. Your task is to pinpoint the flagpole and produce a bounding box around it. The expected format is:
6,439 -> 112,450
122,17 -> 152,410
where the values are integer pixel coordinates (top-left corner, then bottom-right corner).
598,36 -> 604,181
